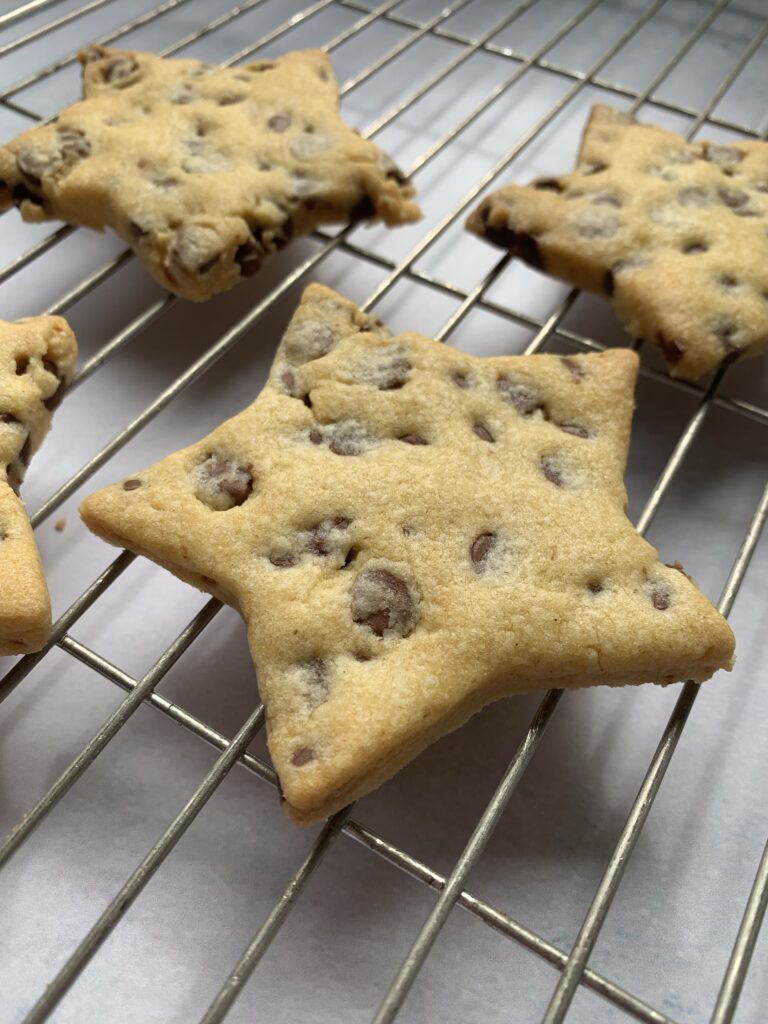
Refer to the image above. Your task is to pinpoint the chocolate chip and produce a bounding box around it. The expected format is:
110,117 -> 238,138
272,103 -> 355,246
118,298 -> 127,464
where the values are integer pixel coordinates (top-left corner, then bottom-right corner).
15,356 -> 29,375
451,371 -> 471,389
470,532 -> 496,569
102,57 -> 140,87
193,454 -> 253,510
218,94 -> 245,106
291,746 -> 315,767
560,423 -> 590,438
169,226 -> 224,274
314,423 -> 375,457
58,128 -> 90,159
351,568 -> 418,639
268,113 -> 291,132
235,237 -> 263,277
268,552 -> 296,568
12,183 -> 44,207
656,332 -> 684,365
169,88 -> 196,105
587,580 -> 603,595
560,356 -> 585,380
473,423 -> 495,443
283,319 -> 337,364
0,413 -> 21,426
398,434 -> 428,445
534,177 -> 564,192
303,522 -> 338,556
540,455 -> 564,487
718,274 -> 738,290
682,240 -> 708,254
385,164 -> 408,184
349,193 -> 376,222
719,187 -> 749,208
650,584 -> 671,610
582,161 -> 608,175
301,658 -> 328,708
704,144 -> 743,166
329,434 -> 365,456
273,217 -> 294,250
370,356 -> 410,391
497,378 -> 544,416
479,207 -> 544,269
16,146 -> 56,185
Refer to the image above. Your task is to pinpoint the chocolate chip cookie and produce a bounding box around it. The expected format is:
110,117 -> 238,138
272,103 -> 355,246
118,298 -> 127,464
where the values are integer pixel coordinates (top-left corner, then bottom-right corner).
1,316 -> 77,655
467,104 -> 768,379
79,284 -> 734,823
0,46 -> 420,301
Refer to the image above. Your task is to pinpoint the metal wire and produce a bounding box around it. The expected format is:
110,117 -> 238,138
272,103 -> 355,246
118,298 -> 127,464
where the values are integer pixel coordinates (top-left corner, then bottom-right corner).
0,1 -> 766,1023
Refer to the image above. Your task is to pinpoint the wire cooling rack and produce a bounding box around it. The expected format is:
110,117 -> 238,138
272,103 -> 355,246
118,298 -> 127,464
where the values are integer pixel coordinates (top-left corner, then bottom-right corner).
0,1 -> 767,1022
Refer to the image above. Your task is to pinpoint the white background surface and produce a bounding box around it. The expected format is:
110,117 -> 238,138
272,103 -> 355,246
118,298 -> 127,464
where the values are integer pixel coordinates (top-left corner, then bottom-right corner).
0,1 -> 767,1022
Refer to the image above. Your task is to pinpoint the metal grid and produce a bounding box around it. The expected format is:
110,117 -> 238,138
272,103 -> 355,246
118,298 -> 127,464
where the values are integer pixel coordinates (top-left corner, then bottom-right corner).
0,1 -> 766,1022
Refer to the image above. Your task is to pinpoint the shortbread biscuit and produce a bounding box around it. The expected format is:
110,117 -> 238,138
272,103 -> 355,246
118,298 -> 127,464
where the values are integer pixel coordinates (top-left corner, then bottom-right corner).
80,284 -> 734,823
467,104 -> 768,379
0,47 -> 420,302
1,317 -> 77,655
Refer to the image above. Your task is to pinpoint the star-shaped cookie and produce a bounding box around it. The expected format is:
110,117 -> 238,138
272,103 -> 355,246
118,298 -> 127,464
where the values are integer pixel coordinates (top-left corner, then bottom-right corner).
80,284 -> 734,823
0,46 -> 420,302
1,316 -> 77,656
466,104 -> 768,379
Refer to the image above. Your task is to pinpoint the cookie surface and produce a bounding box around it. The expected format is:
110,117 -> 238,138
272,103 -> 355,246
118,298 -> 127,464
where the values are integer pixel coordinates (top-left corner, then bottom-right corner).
0,46 -> 420,302
1,316 -> 77,656
80,284 -> 734,823
466,104 -> 768,379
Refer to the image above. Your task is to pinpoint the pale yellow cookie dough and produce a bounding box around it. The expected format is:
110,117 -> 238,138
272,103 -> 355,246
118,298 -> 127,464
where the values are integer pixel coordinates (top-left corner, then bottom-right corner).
80,284 -> 734,823
0,46 -> 420,302
467,104 -> 768,379
1,316 -> 77,655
